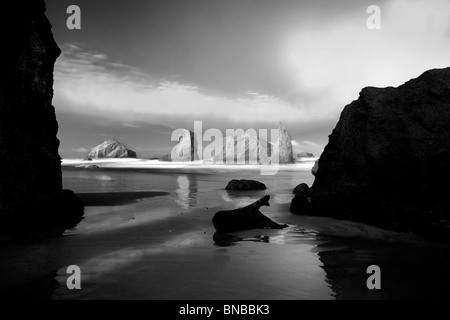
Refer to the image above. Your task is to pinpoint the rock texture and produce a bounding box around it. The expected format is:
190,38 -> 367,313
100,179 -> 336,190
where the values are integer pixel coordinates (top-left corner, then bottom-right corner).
310,68 -> 450,241
171,130 -> 198,162
277,124 -> 295,163
213,124 -> 295,164
225,180 -> 267,191
0,1 -> 84,237
213,195 -> 288,232
298,152 -> 315,158
88,139 -> 136,159
214,133 -> 272,164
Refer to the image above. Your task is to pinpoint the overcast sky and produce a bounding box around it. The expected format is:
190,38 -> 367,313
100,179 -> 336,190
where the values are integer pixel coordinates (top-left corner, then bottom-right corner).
46,0 -> 450,158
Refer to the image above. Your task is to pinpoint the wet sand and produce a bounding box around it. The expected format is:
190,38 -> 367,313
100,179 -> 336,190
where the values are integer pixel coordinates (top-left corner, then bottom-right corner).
1,167 -> 450,300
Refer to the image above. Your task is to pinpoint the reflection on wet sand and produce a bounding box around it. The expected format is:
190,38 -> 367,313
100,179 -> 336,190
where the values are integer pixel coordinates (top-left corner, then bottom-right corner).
175,175 -> 198,209
213,226 -> 322,247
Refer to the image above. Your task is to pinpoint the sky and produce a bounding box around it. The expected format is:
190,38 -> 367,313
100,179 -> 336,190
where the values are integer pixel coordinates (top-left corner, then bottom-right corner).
46,0 -> 450,158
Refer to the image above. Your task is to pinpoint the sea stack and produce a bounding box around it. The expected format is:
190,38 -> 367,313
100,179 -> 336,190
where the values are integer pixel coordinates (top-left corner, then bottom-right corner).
214,133 -> 272,164
309,67 -> 450,241
88,139 -> 137,159
171,130 -> 199,162
0,1 -> 84,237
277,123 -> 295,164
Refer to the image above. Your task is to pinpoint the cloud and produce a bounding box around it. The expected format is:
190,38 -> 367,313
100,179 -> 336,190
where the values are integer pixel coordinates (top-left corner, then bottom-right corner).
282,0 -> 450,115
54,44 -> 320,128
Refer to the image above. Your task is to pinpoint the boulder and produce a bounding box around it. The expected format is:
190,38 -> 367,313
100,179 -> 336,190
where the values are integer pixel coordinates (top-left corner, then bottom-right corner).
88,139 -> 136,159
0,1 -> 84,238
171,130 -> 198,162
310,67 -> 450,241
290,194 -> 312,215
213,195 -> 288,232
225,180 -> 267,191
293,183 -> 310,196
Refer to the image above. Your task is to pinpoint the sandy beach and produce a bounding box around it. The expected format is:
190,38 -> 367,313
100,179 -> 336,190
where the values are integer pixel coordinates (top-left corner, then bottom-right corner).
1,163 -> 449,300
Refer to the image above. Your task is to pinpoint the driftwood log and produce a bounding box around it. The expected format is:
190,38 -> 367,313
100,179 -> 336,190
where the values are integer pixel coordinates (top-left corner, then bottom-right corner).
213,195 -> 288,232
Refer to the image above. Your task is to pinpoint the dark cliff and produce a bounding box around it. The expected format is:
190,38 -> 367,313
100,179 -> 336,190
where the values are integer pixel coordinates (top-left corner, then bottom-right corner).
310,67 -> 450,241
0,1 -> 84,238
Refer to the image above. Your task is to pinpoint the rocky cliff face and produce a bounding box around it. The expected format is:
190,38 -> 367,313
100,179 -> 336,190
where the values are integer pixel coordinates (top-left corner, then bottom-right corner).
0,1 -> 84,238
88,139 -> 137,159
277,124 -> 295,164
171,130 -> 199,162
310,68 -> 450,241
214,133 -> 272,164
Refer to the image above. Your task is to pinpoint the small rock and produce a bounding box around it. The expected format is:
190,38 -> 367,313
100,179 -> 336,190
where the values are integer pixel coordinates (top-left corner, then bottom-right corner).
293,183 -> 310,196
225,179 -> 267,191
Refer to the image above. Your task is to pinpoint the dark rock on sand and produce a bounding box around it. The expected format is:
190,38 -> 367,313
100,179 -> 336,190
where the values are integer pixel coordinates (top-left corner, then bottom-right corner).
291,183 -> 312,215
0,1 -> 84,238
293,183 -> 310,196
88,139 -> 136,159
310,67 -> 450,241
225,179 -> 267,191
213,195 -> 288,232
290,195 -> 312,215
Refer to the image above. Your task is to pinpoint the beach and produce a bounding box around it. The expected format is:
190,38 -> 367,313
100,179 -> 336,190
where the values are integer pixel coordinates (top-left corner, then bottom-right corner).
0,160 -> 449,300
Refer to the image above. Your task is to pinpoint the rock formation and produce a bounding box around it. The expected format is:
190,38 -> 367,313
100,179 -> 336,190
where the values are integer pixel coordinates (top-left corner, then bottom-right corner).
291,183 -> 312,215
277,123 -> 295,163
88,139 -> 137,159
0,0 -> 84,238
292,183 -> 310,196
171,130 -> 198,162
225,180 -> 267,191
298,152 -> 315,158
213,195 -> 288,232
309,67 -> 450,241
214,132 -> 272,164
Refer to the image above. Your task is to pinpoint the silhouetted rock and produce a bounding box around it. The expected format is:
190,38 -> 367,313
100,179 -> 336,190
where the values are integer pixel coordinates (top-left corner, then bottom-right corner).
88,139 -> 136,159
225,179 -> 267,191
171,130 -> 198,162
278,123 -> 295,163
213,195 -> 288,232
293,183 -> 310,196
310,67 -> 450,241
290,195 -> 312,215
298,152 -> 315,158
0,1 -> 84,238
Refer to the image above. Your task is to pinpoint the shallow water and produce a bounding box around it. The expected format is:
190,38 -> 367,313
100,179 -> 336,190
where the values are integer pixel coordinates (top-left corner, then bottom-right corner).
1,167 -> 449,300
